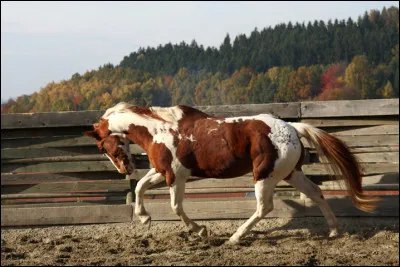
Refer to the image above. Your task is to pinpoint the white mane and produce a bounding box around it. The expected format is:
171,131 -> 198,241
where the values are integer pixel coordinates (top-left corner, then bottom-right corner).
102,102 -> 183,124
102,102 -> 135,119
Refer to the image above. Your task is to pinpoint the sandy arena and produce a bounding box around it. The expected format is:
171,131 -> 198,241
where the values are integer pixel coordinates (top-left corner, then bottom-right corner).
1,217 -> 398,266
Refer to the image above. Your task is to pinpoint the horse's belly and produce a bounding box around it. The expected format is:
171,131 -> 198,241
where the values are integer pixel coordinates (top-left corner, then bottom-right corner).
177,136 -> 253,178
191,156 -> 253,178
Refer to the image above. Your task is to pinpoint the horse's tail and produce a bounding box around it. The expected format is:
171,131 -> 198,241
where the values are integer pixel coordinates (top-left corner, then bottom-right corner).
290,122 -> 379,212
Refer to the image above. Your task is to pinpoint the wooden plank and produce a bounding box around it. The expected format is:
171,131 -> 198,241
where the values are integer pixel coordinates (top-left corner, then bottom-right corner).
1,195 -> 126,205
1,135 -> 95,149
322,174 -> 399,186
1,110 -> 104,129
348,147 -> 399,153
355,152 -> 399,163
328,125 -> 399,136
309,152 -> 399,163
144,187 -> 296,196
310,146 -> 399,154
302,163 -> 399,175
156,174 -> 398,191
1,103 -> 301,130
300,117 -> 399,127
304,195 -> 399,217
147,183 -> 398,196
1,158 -> 150,173
143,198 -> 306,220
1,126 -> 92,139
2,146 -> 102,159
302,135 -> 399,148
1,144 -> 145,159
1,204 -> 132,226
319,184 -> 399,190
1,180 -> 130,195
1,99 -> 397,129
2,124 -> 393,140
198,102 -> 300,119
2,154 -> 148,164
2,155 -> 111,163
361,173 -> 399,184
1,161 -> 118,173
0,202 -> 118,208
3,133 -> 395,150
1,192 -> 126,199
301,99 -> 399,118
1,172 -> 126,184
338,135 -> 399,147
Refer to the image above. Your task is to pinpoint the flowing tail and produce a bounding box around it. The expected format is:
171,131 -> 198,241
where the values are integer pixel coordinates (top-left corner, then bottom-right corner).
290,122 -> 379,212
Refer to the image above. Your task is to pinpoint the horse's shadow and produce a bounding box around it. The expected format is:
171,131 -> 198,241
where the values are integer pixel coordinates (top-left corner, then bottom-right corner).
217,194 -> 399,246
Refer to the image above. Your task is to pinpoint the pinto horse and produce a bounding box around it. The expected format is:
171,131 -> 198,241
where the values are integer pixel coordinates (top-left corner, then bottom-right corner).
84,102 -> 378,244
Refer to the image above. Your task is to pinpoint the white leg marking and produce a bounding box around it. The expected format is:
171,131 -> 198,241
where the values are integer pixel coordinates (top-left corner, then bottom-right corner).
229,179 -> 277,244
134,168 -> 164,224
286,171 -> 338,237
170,176 -> 206,237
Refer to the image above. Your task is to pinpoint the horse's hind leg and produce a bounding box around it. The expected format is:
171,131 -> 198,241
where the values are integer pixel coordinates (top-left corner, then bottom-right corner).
285,170 -> 338,237
170,176 -> 207,238
229,178 -> 278,244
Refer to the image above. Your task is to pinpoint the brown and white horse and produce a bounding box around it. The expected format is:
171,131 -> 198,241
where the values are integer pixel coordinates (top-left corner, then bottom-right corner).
84,102 -> 378,244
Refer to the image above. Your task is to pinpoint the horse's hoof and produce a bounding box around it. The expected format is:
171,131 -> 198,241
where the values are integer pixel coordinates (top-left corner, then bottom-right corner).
329,229 -> 339,238
138,214 -> 151,225
198,226 -> 208,238
227,235 -> 240,245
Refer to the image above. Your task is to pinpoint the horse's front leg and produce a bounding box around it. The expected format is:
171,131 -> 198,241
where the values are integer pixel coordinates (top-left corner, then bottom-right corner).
170,176 -> 207,238
134,168 -> 164,225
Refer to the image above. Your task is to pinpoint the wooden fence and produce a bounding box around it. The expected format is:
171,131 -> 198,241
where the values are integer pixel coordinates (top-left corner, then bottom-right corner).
1,99 -> 399,226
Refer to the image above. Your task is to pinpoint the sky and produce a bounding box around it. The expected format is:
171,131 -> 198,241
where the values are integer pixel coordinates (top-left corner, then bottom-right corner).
1,1 -> 399,101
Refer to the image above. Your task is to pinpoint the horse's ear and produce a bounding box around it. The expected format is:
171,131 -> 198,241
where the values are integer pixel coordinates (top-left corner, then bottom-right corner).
83,130 -> 101,140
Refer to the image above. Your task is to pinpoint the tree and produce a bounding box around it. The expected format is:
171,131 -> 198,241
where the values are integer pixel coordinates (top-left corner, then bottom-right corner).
293,66 -> 313,100
344,55 -> 377,99
378,81 -> 395,98
274,66 -> 296,102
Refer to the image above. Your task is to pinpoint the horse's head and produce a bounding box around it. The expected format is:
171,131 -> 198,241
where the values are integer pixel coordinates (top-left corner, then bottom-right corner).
83,119 -> 135,175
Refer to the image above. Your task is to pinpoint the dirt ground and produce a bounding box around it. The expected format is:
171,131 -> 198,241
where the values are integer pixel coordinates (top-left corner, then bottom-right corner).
1,217 -> 398,266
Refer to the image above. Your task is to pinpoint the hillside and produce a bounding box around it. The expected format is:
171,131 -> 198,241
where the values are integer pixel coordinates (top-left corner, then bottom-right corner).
2,6 -> 398,114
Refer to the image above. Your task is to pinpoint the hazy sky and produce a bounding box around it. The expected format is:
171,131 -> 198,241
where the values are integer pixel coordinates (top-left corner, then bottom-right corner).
1,1 -> 399,100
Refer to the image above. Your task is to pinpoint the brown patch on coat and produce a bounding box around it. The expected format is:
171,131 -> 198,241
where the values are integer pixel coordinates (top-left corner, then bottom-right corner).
128,106 -> 167,122
124,124 -> 154,152
175,109 -> 278,182
148,143 -> 175,187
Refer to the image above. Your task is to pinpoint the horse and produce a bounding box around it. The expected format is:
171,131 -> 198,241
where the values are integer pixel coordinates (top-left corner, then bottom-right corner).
83,102 -> 378,244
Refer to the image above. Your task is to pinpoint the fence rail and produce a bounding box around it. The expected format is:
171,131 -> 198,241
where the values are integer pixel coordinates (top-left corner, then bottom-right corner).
1,99 -> 399,226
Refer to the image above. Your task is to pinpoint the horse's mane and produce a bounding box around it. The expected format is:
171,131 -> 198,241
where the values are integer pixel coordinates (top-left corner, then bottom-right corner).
102,102 -> 134,119
102,102 -> 179,123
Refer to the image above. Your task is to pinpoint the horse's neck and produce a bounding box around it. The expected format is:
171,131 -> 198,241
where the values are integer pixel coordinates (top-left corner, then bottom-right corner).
125,124 -> 154,152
